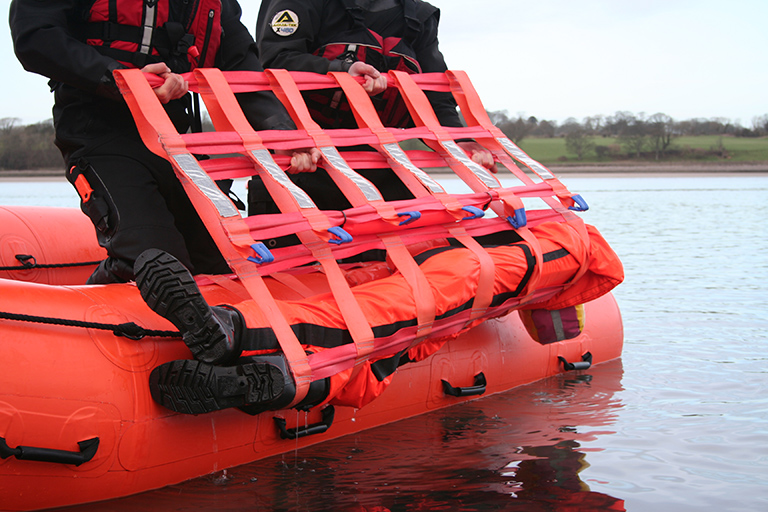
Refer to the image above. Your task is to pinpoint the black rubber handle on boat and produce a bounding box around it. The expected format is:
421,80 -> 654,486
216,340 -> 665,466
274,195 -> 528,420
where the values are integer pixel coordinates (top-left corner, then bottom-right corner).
559,352 -> 593,371
274,406 -> 335,440
442,372 -> 487,397
0,436 -> 99,466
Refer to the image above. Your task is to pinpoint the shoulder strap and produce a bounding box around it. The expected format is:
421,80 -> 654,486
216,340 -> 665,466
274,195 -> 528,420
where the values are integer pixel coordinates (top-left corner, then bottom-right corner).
339,0 -> 367,26
403,0 -> 437,41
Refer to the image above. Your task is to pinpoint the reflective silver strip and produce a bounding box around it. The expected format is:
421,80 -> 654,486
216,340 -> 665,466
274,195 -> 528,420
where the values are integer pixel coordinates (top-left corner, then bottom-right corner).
251,149 -> 316,209
320,147 -> 383,201
442,140 -> 499,189
139,3 -> 155,54
172,154 -> 239,218
550,309 -> 566,341
498,138 -> 555,180
382,143 -> 444,194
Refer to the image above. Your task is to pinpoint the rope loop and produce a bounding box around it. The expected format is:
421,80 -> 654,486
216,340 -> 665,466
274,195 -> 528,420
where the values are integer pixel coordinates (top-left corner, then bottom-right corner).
0,254 -> 102,272
0,311 -> 180,339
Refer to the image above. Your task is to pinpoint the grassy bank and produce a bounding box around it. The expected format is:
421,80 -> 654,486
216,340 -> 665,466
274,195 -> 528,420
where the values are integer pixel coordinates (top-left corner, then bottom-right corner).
3,135 -> 768,179
518,135 -> 768,164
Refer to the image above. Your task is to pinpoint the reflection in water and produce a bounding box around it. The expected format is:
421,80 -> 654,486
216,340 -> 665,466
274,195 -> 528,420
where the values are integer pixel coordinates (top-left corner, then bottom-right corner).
25,176 -> 768,511
58,360 -> 626,512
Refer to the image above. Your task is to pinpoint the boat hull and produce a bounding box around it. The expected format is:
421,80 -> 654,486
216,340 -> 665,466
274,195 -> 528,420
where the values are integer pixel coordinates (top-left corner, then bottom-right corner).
0,206 -> 623,510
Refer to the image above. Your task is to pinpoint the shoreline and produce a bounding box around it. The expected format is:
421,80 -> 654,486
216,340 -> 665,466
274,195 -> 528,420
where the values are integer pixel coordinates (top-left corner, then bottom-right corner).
2,161 -> 767,182
547,160 -> 768,176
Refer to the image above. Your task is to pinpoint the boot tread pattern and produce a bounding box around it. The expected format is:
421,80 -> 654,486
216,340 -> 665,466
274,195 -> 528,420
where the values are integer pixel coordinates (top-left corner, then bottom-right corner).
135,249 -> 228,363
149,359 -> 285,414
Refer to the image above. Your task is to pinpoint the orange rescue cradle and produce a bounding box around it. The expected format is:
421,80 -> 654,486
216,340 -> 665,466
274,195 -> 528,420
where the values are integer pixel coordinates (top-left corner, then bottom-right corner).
0,69 -> 623,511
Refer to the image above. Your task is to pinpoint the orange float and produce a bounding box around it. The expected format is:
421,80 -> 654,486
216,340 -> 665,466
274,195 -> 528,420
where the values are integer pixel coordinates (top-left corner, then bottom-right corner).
0,69 -> 623,510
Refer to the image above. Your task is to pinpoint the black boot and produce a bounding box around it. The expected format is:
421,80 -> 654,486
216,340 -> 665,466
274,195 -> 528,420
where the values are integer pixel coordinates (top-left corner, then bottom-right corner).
236,353 -> 330,416
134,248 -> 242,365
148,357 -> 287,415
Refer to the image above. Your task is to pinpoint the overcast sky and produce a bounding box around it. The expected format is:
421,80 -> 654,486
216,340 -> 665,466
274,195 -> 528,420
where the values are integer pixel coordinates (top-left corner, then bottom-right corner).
1,0 -> 766,126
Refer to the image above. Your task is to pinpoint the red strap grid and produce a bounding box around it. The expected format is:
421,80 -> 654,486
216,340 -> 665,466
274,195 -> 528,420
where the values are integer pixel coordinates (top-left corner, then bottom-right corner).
116,68 -> 594,393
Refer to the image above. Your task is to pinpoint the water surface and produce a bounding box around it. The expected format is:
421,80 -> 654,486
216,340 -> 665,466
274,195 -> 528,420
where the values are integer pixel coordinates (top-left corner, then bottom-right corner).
3,175 -> 766,511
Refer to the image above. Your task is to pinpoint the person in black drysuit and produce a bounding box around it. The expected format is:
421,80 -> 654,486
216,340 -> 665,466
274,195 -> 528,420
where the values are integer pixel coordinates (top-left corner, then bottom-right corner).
10,0 -> 332,415
9,0 -> 318,284
249,0 -> 495,215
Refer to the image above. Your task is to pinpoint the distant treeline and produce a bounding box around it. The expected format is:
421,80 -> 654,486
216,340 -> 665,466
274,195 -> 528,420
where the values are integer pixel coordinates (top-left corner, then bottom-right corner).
2,111 -> 768,170
0,118 -> 61,170
491,111 -> 768,161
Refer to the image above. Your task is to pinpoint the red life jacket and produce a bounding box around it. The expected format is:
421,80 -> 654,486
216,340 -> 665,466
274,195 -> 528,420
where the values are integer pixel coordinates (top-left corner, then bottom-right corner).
314,26 -> 422,76
306,0 -> 433,128
85,0 -> 222,72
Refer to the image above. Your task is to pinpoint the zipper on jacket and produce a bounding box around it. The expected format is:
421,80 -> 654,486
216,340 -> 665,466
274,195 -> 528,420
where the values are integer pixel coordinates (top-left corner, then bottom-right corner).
184,0 -> 203,31
198,9 -> 215,67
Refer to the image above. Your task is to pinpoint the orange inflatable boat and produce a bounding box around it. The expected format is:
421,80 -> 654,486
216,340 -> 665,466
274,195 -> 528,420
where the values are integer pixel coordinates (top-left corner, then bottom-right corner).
0,69 -> 623,511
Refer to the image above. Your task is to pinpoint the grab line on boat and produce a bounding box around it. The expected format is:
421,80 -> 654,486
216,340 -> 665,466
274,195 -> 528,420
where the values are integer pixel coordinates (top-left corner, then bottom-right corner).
0,310 -> 179,340
0,254 -> 102,271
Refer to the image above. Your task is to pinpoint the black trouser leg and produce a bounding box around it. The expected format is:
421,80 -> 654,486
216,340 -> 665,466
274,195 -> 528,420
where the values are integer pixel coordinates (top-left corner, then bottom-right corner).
69,143 -> 229,283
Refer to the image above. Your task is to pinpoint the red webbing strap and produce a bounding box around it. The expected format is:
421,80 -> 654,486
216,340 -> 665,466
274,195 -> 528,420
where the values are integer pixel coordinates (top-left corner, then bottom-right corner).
447,228 -> 495,323
114,69 -> 252,261
265,69 -> 379,207
329,72 -> 434,198
231,267 -> 312,405
379,234 -> 436,343
356,73 -> 496,320
442,71 -> 596,294
193,68 -> 331,234
330,71 -> 470,221
195,68 -> 375,375
265,69 -> 403,226
115,69 -> 312,404
268,272 -> 318,299
555,216 -> 592,296
388,71 -> 504,202
148,70 -> 375,95
204,274 -> 251,302
329,72 -> 444,341
301,233 -> 376,371
444,71 -> 594,292
445,70 -> 582,212
388,70 -> 546,304
388,71 -> 531,231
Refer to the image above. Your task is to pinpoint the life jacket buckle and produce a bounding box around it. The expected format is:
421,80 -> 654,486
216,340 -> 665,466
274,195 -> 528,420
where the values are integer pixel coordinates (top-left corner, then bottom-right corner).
102,21 -> 114,43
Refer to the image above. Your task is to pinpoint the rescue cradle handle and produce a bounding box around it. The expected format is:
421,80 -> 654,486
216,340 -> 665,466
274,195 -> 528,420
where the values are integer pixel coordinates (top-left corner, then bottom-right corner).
442,372 -> 487,397
559,352 -> 593,371
397,211 -> 421,226
274,406 -> 335,440
507,208 -> 527,229
248,242 -> 275,265
568,194 -> 589,212
328,226 -> 353,245
0,436 -> 99,466
461,205 -> 485,221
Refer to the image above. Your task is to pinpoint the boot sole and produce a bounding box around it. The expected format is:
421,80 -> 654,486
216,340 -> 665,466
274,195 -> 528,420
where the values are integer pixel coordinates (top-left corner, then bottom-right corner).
134,249 -> 230,364
149,359 -> 285,414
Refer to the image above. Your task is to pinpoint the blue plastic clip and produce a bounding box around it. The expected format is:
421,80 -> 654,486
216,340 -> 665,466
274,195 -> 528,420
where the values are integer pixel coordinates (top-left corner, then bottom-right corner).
506,208 -> 527,229
460,205 -> 485,221
397,211 -> 421,226
328,226 -> 353,245
248,242 -> 275,264
568,194 -> 589,212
